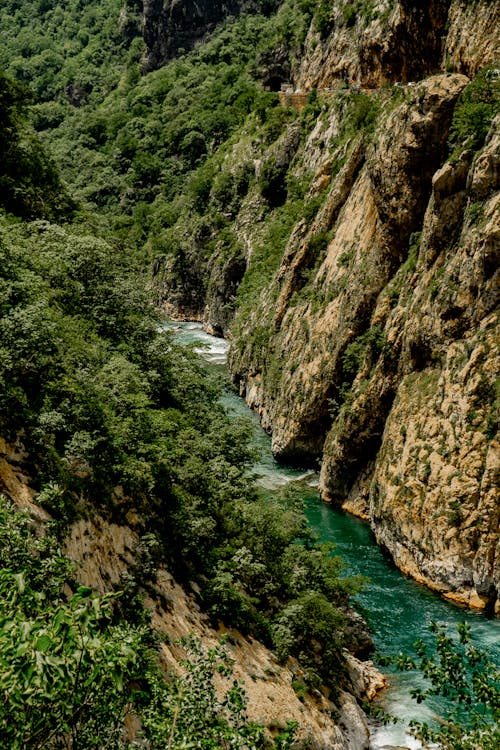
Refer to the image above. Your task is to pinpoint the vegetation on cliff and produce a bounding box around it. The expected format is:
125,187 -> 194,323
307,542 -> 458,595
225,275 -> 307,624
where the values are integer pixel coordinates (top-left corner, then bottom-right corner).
0,0 -> 499,744
0,495 -> 297,749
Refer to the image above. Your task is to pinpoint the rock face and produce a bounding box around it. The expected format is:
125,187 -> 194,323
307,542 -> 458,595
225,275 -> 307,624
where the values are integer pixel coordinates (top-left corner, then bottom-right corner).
147,3 -> 498,608
142,0 -> 280,71
230,75 -> 499,610
185,1 -> 499,612
295,0 -> 499,91
296,0 -> 450,90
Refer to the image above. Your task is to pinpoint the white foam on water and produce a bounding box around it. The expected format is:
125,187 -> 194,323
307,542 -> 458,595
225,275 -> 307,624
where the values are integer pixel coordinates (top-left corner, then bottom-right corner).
254,469 -> 316,490
369,723 -> 423,749
193,340 -> 229,365
161,319 -> 230,364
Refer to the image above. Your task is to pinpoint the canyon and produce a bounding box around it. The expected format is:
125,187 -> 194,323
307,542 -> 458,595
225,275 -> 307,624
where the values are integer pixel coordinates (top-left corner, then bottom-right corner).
0,1 -> 498,747
155,0 -> 500,613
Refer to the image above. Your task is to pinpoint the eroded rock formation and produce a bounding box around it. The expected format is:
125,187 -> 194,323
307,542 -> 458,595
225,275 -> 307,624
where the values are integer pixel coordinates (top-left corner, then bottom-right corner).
201,2 -> 499,611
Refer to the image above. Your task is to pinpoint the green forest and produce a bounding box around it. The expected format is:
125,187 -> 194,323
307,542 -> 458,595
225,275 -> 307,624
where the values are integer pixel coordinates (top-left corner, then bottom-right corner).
0,0 -> 498,748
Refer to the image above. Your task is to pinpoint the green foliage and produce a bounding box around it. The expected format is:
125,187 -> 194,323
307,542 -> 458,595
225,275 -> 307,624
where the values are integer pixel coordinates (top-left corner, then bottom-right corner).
0,496 -> 145,749
235,196 -> 307,321
485,376 -> 499,440
0,217 -> 249,532
340,1 -> 377,28
448,67 -> 500,161
314,0 -> 333,39
342,325 -> 387,382
30,3 -> 302,228
259,157 -> 289,206
299,88 -> 323,135
447,500 -> 462,527
273,590 -> 346,680
326,325 -> 388,418
0,0 -> 139,106
342,5 -> 358,27
383,231 -> 420,305
395,622 -> 500,750
0,69 -> 75,219
307,230 -> 330,256
0,212 -> 360,686
203,486 -> 364,680
340,91 -> 379,137
0,497 -> 292,749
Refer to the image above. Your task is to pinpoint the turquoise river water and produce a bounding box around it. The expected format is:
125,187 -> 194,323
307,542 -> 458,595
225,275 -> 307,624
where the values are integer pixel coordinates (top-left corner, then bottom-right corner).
167,320 -> 499,750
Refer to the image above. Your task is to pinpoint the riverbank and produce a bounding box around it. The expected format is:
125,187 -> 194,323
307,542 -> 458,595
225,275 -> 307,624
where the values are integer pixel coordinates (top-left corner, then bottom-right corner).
166,319 -> 500,750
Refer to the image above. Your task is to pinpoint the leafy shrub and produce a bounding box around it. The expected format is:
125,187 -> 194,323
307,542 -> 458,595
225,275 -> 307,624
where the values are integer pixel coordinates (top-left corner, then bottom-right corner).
342,5 -> 357,27
308,230 -> 330,256
315,0 -> 333,38
0,495 -> 146,749
393,622 -> 500,750
448,67 -> 500,160
341,91 -> 379,136
259,158 -> 289,206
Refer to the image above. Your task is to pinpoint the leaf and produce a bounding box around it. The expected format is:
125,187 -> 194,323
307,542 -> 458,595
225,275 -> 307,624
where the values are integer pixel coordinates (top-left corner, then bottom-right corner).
75,586 -> 93,598
35,634 -> 52,652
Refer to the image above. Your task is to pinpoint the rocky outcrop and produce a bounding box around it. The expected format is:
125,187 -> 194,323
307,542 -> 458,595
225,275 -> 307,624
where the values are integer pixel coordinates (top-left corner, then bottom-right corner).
228,71 -> 499,611
295,0 -> 499,90
445,0 -> 500,77
0,437 -> 49,522
142,0 -> 280,71
296,0 -> 450,90
153,1 -> 499,609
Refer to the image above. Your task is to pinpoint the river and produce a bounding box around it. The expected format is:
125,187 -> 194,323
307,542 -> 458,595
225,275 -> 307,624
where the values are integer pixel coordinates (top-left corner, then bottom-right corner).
167,320 -> 500,749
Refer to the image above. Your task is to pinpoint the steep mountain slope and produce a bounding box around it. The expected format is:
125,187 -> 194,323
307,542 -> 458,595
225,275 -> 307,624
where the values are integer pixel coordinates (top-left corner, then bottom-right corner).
1,0 -> 497,613
0,0 -> 498,743
150,1 -> 500,611
142,0 -> 282,70
0,57 -> 379,747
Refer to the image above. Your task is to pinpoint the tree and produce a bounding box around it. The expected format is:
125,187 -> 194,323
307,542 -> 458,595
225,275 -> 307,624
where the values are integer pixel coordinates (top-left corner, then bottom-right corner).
0,497 -> 296,749
0,69 -> 75,219
395,622 -> 500,750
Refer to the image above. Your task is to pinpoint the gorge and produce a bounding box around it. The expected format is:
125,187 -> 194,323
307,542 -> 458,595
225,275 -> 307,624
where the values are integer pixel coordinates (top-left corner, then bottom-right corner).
0,1 -> 498,748
170,319 -> 500,749
153,0 -> 500,614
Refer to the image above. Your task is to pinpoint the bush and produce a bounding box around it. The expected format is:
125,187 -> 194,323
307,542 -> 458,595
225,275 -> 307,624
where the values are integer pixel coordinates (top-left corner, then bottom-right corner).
448,67 -> 500,159
393,622 -> 500,750
259,158 -> 289,206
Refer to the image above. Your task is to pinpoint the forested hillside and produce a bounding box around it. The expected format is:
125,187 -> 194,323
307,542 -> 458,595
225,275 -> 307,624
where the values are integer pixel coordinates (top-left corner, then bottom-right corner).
0,0 -> 499,747
0,3 -> 376,747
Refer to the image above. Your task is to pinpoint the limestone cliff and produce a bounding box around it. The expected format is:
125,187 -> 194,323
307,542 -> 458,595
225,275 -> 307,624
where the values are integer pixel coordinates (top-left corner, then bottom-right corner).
157,1 -> 499,610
